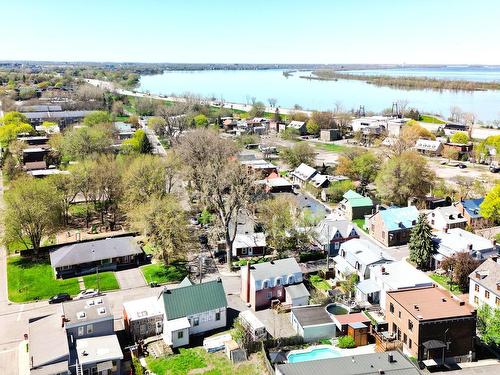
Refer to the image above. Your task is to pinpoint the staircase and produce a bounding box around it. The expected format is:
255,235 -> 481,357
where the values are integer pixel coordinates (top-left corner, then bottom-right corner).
76,361 -> 83,375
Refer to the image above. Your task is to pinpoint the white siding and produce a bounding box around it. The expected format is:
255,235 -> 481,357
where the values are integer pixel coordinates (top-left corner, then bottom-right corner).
188,307 -> 227,335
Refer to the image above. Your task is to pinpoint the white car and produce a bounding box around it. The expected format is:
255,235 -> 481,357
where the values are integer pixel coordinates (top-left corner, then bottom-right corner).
75,289 -> 100,300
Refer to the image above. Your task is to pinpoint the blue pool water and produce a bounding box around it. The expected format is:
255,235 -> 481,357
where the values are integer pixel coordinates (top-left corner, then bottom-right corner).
287,347 -> 341,363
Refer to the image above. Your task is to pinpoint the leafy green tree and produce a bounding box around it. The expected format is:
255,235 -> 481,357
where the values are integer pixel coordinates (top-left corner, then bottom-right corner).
477,304 -> 500,346
441,252 -> 480,292
376,151 -> 435,205
4,177 -> 62,253
193,114 -> 209,127
83,111 -> 111,127
61,125 -> 114,160
280,127 -> 300,140
408,214 -> 434,269
121,130 -> 152,154
341,273 -> 359,297
280,142 -> 315,168
450,131 -> 469,144
480,183 -> 500,223
0,111 -> 34,147
326,180 -> 356,203
336,149 -> 380,189
306,119 -> 320,135
248,101 -> 266,117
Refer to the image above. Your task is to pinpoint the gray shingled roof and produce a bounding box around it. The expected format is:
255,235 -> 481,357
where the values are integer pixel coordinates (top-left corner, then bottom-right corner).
50,236 -> 142,268
292,305 -> 333,327
276,351 -> 420,375
469,258 -> 500,296
250,258 -> 302,280
29,313 -> 69,369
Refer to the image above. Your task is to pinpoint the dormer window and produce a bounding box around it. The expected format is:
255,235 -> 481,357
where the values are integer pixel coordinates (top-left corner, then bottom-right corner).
275,277 -> 282,286
77,311 -> 86,319
287,275 -> 295,284
262,279 -> 270,289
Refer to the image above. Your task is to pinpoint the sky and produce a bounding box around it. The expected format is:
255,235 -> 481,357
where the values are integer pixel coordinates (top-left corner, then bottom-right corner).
1,0 -> 499,64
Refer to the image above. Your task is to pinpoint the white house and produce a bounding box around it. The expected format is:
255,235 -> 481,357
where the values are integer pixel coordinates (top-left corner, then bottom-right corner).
291,305 -> 336,342
333,239 -> 393,282
415,139 -> 443,156
468,257 -> 500,309
159,279 -> 227,347
432,228 -> 498,269
427,206 -> 467,232
356,261 -> 434,308
291,163 -> 317,187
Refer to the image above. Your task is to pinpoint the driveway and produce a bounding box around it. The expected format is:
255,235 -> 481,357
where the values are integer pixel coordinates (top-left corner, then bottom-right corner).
115,268 -> 147,289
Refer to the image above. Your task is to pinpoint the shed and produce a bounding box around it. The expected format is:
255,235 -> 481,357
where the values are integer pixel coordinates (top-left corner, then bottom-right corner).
347,322 -> 369,347
285,283 -> 310,306
291,305 -> 336,342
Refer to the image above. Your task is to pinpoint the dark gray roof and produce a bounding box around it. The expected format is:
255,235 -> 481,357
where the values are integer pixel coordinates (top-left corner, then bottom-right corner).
23,110 -> 91,119
50,236 -> 142,268
276,351 -> 420,375
292,305 -> 333,327
20,104 -> 62,112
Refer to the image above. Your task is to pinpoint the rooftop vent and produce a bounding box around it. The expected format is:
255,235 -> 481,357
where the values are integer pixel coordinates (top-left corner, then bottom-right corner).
97,307 -> 106,315
413,304 -> 419,310
417,315 -> 424,320
77,311 -> 86,319
388,353 -> 394,363
459,301 -> 465,306
442,298 -> 447,302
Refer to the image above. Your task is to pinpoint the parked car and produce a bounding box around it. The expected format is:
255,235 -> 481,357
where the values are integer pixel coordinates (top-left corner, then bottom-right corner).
75,289 -> 99,300
457,163 -> 467,169
48,293 -> 72,304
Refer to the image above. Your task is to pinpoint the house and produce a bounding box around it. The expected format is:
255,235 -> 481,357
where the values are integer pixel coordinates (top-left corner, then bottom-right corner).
356,261 -> 434,308
427,206 -> 467,231
351,116 -> 388,133
319,129 -> 341,141
239,310 -> 268,341
415,139 -> 443,156
310,173 -> 330,189
240,258 -> 308,310
29,297 -> 123,375
338,190 -> 373,220
114,122 -> 134,140
443,142 -> 473,158
123,297 -> 164,342
387,118 -> 410,137
469,257 -> 500,308
275,351 -> 420,375
386,286 -> 476,362
159,279 -> 227,348
240,159 -> 278,177
288,120 -> 307,135
314,217 -> 359,256
232,232 -> 266,257
261,175 -> 293,193
49,236 -> 144,278
22,110 -> 92,128
333,239 -> 392,282
454,198 -> 491,229
431,228 -> 498,269
368,206 -> 419,247
290,163 -> 317,187
290,305 -> 336,342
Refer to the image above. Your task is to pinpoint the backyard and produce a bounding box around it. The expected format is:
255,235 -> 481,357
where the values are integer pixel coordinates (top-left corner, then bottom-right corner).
352,218 -> 367,232
429,273 -> 461,295
146,348 -> 264,375
314,142 -> 347,153
140,262 -> 187,284
309,274 -> 331,291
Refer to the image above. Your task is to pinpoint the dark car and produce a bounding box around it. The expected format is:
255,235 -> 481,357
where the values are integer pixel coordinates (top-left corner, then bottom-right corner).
49,293 -> 72,304
458,163 -> 467,169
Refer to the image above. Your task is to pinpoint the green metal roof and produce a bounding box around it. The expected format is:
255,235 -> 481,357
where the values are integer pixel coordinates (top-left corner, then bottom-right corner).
162,279 -> 227,320
343,190 -> 373,207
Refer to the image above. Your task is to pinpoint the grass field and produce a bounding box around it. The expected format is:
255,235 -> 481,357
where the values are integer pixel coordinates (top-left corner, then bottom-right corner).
310,274 -> 331,291
429,273 -> 461,295
420,115 -> 446,124
83,272 -> 119,291
7,256 -> 80,302
315,142 -> 347,153
352,218 -> 368,232
6,238 -> 32,254
146,348 -> 263,375
140,262 -> 187,284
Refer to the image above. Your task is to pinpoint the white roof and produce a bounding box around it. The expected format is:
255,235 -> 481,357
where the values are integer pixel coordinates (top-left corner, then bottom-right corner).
370,261 -> 434,290
356,279 -> 380,294
429,206 -> 467,225
285,283 -> 310,299
250,258 -> 302,281
76,335 -> 123,366
292,163 -> 317,181
288,120 -> 306,129
240,310 -> 266,330
165,317 -> 190,332
434,228 -> 495,259
311,174 -> 329,188
123,297 -> 163,321
339,239 -> 393,268
233,232 -> 266,249
415,139 -> 442,151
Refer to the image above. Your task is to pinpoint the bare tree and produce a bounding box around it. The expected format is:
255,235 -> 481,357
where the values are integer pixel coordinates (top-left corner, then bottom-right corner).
268,98 -> 278,108
449,106 -> 463,123
156,103 -> 192,146
396,99 -> 409,116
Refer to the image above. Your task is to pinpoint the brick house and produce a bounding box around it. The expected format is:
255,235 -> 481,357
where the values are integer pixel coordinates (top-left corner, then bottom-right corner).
385,286 -> 476,362
367,206 -> 419,247
454,198 -> 491,229
240,258 -> 309,311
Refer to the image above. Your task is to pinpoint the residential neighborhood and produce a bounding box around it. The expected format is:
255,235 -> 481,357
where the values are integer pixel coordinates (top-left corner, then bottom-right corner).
1,2 -> 500,375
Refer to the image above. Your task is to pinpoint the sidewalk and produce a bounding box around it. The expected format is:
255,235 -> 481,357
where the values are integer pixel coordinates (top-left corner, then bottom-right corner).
18,340 -> 29,375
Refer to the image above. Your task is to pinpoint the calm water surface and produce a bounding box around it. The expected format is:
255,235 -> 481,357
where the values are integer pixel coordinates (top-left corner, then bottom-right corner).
139,68 -> 500,121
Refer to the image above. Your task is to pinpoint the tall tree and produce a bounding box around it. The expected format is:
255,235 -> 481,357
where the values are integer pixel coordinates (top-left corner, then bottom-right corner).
477,304 -> 500,346
441,252 -> 481,292
280,142 -> 315,168
408,214 -> 434,269
48,173 -> 78,225
480,183 -> 500,223
4,177 -> 62,253
376,151 -> 435,205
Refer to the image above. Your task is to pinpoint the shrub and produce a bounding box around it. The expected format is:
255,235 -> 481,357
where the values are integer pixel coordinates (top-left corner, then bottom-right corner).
132,356 -> 143,375
299,251 -> 324,262
337,335 -> 356,348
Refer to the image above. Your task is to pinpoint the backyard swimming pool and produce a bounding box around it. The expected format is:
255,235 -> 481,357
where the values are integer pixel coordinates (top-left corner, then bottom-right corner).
287,346 -> 341,363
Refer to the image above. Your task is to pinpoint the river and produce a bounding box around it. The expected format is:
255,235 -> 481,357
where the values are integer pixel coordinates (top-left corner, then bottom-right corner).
139,67 -> 500,121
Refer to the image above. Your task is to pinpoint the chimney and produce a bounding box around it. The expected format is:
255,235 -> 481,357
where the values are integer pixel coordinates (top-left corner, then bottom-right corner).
444,227 -> 448,233
61,314 -> 65,328
468,243 -> 473,251
388,353 -> 394,363
381,266 -> 386,274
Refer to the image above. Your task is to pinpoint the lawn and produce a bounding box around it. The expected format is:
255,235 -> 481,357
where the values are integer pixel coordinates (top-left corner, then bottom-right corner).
310,274 -> 331,291
315,142 -> 347,153
420,115 -> 446,124
7,256 -> 80,302
146,348 -> 263,375
429,273 -> 461,295
83,271 -> 119,291
6,238 -> 32,254
140,262 -> 187,284
352,218 -> 368,232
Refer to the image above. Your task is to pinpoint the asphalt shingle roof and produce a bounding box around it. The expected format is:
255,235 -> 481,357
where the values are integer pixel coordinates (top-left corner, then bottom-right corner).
162,279 -> 227,320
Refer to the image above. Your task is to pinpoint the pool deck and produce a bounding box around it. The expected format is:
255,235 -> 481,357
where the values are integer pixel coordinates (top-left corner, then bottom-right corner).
287,343 -> 376,363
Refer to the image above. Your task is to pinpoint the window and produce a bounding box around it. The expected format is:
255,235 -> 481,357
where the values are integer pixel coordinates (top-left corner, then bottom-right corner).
382,231 -> 386,240
267,292 -> 272,300
334,242 -> 340,250
390,303 -> 394,314
475,284 -> 480,292
78,326 -> 84,336
193,317 -> 199,326
398,311 -> 401,319
241,248 -> 248,255
86,324 -> 93,334
496,297 -> 500,306
177,331 -> 183,339
275,278 -> 281,286
409,339 -> 412,349
403,333 -> 407,344
262,280 -> 269,289
474,296 -> 479,304
485,290 -> 490,299
408,320 -> 413,331
215,312 -> 221,321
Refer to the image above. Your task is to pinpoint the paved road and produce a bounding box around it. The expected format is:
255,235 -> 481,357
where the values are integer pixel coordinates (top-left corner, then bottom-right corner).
115,268 -> 147,289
